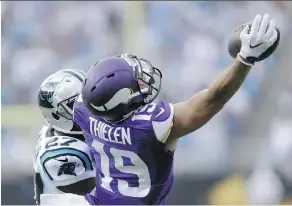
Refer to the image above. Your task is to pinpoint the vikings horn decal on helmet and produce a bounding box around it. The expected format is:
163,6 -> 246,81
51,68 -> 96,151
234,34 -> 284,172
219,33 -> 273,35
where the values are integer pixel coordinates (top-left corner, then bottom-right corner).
38,69 -> 86,134
82,54 -> 162,122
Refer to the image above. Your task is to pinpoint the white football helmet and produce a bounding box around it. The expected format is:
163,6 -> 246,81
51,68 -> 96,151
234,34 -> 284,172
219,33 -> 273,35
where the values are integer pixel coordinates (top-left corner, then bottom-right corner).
38,69 -> 86,134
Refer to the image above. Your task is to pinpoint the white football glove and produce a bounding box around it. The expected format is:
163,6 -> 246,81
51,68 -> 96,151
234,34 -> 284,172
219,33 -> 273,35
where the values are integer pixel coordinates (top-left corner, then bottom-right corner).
238,13 -> 278,66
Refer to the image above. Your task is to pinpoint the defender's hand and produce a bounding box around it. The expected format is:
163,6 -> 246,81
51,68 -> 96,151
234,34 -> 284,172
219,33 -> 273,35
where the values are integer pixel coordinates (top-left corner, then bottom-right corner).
238,13 -> 277,66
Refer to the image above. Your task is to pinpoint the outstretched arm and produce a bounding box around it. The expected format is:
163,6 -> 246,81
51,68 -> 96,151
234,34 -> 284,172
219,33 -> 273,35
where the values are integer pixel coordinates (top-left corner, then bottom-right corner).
166,14 -> 278,149
170,58 -> 251,138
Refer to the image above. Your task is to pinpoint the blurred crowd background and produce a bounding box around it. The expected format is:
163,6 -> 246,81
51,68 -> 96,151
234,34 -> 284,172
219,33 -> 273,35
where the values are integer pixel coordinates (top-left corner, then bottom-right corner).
2,1 -> 292,204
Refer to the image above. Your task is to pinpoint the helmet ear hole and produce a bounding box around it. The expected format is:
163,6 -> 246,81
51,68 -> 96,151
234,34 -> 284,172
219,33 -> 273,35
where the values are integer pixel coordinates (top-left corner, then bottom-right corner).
91,86 -> 96,92
107,73 -> 115,78
52,113 -> 60,120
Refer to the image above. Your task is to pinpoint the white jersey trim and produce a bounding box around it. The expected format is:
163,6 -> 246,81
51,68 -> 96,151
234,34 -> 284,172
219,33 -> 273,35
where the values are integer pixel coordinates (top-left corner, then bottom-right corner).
40,193 -> 90,205
152,103 -> 174,143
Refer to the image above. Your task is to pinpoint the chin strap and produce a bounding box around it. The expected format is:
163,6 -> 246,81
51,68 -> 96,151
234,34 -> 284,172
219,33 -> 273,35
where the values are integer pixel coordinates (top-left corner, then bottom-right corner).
53,125 -> 83,135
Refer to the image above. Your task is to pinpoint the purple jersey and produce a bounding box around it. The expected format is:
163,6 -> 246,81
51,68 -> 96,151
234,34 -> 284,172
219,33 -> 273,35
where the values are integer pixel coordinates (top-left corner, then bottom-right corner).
73,95 -> 174,205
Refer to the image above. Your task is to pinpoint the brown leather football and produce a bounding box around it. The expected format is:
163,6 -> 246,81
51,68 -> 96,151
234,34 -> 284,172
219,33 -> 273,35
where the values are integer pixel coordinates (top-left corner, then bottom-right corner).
228,23 -> 280,61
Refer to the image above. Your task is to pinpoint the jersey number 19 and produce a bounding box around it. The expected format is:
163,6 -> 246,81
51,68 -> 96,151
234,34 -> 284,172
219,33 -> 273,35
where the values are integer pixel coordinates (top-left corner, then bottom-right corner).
92,140 -> 151,198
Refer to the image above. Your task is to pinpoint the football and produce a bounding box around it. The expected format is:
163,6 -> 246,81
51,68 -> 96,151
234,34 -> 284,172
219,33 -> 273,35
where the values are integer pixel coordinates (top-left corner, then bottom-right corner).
228,23 -> 280,61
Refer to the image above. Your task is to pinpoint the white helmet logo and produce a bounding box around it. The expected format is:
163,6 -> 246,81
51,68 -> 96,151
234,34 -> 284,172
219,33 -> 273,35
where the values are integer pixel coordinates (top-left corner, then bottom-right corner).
90,88 -> 132,111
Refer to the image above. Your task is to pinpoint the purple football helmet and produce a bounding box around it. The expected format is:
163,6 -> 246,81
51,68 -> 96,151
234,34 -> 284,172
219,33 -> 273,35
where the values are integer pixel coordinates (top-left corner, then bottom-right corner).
82,54 -> 162,122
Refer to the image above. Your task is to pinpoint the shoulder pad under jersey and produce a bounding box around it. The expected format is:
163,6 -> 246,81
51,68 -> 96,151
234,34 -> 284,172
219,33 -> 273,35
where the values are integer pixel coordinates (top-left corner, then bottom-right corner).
131,101 -> 174,143
35,134 -> 94,185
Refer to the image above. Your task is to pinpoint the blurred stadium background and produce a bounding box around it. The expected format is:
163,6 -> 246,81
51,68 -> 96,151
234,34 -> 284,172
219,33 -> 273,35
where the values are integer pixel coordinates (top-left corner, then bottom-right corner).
2,1 -> 292,204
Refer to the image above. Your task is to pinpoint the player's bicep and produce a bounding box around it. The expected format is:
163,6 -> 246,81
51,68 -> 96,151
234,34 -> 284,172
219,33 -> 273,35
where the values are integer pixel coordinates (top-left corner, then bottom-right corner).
40,150 -> 94,180
41,150 -> 95,195
169,89 -> 222,139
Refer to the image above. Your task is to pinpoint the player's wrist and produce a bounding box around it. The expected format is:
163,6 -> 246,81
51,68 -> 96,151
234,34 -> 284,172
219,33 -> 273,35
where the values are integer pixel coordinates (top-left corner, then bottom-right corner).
237,52 -> 255,66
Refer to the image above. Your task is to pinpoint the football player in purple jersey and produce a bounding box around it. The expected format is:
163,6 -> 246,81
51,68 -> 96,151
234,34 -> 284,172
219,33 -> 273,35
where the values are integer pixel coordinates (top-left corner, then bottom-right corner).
73,14 -> 278,205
